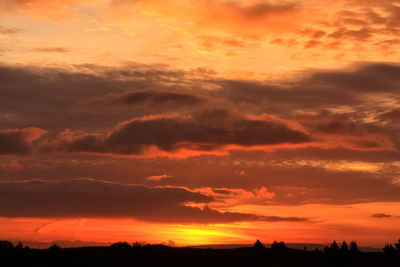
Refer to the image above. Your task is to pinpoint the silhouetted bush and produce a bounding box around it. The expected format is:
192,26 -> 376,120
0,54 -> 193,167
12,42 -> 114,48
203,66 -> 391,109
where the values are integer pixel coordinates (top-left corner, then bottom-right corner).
0,240 -> 13,249
270,241 -> 287,251
111,242 -> 132,249
49,243 -> 61,250
132,241 -> 143,248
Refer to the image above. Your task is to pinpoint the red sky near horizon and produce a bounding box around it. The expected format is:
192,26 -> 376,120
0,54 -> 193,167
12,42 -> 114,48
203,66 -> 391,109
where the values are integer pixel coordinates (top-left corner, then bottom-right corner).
1,0 -> 400,247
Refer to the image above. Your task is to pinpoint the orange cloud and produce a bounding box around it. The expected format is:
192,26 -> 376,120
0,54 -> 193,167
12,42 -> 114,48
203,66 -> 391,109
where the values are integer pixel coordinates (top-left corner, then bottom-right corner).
195,186 -> 276,208
146,174 -> 173,181
0,0 -> 101,20
111,0 -> 303,38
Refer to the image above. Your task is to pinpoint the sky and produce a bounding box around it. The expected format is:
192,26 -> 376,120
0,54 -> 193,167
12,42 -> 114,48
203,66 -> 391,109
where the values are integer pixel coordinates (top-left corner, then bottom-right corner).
1,0 -> 400,247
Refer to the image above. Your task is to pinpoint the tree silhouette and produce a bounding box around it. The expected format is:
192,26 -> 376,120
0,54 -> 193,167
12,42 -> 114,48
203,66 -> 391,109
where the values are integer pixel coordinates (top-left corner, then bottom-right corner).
325,241 -> 339,253
0,238 -> 399,266
349,241 -> 359,253
395,239 -> 400,252
253,239 -> 264,248
383,244 -> 396,254
340,241 -> 349,252
270,241 -> 287,251
382,238 -> 400,255
330,241 -> 339,251
15,242 -> 23,250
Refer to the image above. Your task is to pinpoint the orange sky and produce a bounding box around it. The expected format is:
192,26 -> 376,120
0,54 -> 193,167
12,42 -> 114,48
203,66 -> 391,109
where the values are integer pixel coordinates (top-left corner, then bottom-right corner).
1,0 -> 400,248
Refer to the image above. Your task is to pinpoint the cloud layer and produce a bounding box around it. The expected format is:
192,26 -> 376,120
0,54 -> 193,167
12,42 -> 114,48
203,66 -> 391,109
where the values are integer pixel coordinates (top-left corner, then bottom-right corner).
2,62 -> 400,156
0,179 -> 306,223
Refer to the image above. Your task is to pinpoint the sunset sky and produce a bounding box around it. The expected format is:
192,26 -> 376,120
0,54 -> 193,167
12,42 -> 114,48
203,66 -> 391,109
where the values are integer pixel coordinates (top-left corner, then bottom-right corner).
1,0 -> 400,248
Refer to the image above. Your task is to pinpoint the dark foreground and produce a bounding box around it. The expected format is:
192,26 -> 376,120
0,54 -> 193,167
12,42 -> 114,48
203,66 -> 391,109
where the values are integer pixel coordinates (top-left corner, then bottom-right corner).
1,242 -> 400,267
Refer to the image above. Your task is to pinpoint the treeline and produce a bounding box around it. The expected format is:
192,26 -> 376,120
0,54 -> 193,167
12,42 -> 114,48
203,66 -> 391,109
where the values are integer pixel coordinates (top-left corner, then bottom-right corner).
1,239 -> 400,266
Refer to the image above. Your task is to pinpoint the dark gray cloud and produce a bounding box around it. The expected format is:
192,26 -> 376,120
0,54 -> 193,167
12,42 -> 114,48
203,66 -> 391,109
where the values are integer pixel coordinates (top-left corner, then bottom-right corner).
217,63 -> 400,111
377,108 -> 400,121
3,150 -> 400,206
118,91 -> 202,106
0,179 -> 306,223
0,64 -> 189,131
2,62 -> 400,157
0,130 -> 31,155
212,189 -> 232,195
0,128 -> 44,155
2,62 -> 400,132
371,213 -> 392,218
40,108 -> 310,155
296,110 -> 370,135
293,110 -> 398,150
73,90 -> 205,114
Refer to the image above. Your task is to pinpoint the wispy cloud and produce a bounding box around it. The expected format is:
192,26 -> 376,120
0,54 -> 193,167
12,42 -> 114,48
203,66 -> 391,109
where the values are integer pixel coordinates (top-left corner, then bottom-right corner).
146,174 -> 173,181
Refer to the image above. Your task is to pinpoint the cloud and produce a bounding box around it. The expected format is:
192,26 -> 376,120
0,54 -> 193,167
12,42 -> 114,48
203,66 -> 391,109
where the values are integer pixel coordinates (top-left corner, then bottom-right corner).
219,63 -> 400,110
0,179 -> 307,223
33,47 -> 71,53
0,160 -> 23,171
327,27 -> 375,41
0,0 -> 96,21
2,62 -> 400,157
3,62 -> 400,132
377,109 -> 400,121
371,213 -> 392,218
321,1 -> 400,47
40,109 -> 310,155
263,1 -> 400,59
198,186 -> 276,207
294,111 -> 395,151
3,147 -> 400,206
73,90 -> 204,114
0,128 -> 46,155
0,26 -> 21,34
196,35 -> 251,53
146,174 -> 173,181
111,0 -> 302,38
0,64 -> 189,131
